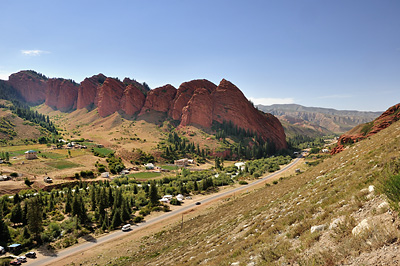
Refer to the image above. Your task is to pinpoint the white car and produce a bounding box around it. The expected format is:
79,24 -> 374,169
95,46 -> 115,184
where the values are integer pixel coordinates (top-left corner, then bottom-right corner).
122,224 -> 131,231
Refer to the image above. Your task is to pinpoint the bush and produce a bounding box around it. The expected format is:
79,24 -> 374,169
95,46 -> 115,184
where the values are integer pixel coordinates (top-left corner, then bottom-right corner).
170,198 -> 181,206
133,216 -> 144,223
239,180 -> 248,185
381,173 -> 400,211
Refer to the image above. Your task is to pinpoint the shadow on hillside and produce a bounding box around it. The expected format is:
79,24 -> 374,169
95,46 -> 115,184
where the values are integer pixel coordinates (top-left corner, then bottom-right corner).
37,244 -> 58,257
82,234 -> 97,243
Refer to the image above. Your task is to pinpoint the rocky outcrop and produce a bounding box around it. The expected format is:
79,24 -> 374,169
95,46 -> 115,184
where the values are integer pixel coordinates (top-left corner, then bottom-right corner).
169,80 -> 217,120
139,84 -> 177,115
180,87 -> 213,128
77,74 -> 106,109
121,84 -> 146,116
8,71 -> 47,104
45,79 -> 79,112
123,78 -> 150,95
210,79 -> 287,149
331,103 -> 400,154
97,78 -> 125,117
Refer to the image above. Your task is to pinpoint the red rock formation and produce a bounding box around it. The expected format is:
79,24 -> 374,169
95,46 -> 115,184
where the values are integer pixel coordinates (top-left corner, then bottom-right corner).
77,74 -> 106,109
169,80 -> 217,120
331,103 -> 400,154
210,79 -> 287,149
45,79 -> 78,111
139,84 -> 177,115
121,84 -> 146,116
97,78 -> 125,117
180,88 -> 213,128
123,78 -> 150,94
8,71 -> 47,104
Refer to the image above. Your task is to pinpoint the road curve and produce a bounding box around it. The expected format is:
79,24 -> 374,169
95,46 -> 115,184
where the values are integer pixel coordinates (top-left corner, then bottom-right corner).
27,156 -> 302,266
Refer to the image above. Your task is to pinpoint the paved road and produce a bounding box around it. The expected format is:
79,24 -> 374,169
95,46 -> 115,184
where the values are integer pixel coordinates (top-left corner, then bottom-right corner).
27,156 -> 302,266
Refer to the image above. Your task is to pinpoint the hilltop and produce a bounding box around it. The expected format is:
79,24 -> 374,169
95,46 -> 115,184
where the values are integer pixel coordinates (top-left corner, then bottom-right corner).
65,112 -> 400,265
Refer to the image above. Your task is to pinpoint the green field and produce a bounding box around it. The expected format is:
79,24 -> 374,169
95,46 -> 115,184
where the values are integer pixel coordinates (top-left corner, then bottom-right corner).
128,172 -> 161,179
39,152 -> 67,159
160,165 -> 178,170
45,160 -> 81,170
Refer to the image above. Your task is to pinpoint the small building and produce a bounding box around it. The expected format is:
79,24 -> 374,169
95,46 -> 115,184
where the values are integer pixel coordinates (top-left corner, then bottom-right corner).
43,176 -> 53,183
235,162 -> 246,171
7,243 -> 21,254
25,150 -> 37,160
144,163 -> 155,170
120,169 -> 130,175
174,158 -> 189,167
176,194 -> 184,201
0,175 -> 9,181
101,172 -> 110,178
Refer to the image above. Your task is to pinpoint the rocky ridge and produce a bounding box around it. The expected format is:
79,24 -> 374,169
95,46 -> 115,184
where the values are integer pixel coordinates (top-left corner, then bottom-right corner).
331,103 -> 400,154
4,70 -> 287,149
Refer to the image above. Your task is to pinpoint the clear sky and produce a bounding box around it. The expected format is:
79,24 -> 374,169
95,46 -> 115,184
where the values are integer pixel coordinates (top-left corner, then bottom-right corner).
0,0 -> 399,111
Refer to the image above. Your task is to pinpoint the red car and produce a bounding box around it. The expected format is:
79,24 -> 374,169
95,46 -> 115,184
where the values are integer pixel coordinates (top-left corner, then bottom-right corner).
10,260 -> 21,265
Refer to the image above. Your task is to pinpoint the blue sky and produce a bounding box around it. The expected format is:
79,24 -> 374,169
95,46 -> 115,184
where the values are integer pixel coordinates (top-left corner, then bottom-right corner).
0,0 -> 399,111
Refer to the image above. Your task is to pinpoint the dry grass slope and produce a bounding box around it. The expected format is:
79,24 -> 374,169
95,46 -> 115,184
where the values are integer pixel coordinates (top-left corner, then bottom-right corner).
87,121 -> 400,265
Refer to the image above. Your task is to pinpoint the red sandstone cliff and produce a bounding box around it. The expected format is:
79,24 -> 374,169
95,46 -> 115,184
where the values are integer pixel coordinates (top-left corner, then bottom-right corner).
45,79 -> 78,112
121,84 -> 146,116
77,74 -> 106,109
96,78 -> 125,117
169,80 -> 217,120
8,71 -> 47,104
139,84 -> 177,115
211,79 -> 287,149
331,103 -> 400,154
4,71 -> 288,150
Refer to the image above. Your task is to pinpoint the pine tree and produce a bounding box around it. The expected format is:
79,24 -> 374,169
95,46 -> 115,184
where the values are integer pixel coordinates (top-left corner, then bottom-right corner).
27,197 -> 43,241
10,203 -> 23,225
111,208 -> 122,229
149,181 -> 159,206
0,214 -> 10,247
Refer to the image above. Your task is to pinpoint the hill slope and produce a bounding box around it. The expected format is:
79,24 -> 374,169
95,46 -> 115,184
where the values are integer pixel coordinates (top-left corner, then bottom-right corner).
83,119 -> 400,265
257,103 -> 381,134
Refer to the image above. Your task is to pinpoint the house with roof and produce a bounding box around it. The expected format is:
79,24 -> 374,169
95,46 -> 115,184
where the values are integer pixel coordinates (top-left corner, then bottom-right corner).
25,150 -> 37,160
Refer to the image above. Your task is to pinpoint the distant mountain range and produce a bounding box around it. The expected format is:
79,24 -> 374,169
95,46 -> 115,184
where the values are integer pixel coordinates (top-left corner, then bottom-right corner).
257,104 -> 382,135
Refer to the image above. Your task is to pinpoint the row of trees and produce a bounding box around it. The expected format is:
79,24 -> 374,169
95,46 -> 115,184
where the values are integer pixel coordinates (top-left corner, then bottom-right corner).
10,100 -> 58,134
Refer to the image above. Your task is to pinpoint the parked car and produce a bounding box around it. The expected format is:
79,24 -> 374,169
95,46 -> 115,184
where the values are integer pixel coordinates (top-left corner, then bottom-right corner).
25,251 -> 36,258
121,224 -> 131,231
17,256 -> 27,263
195,202 -> 201,205
10,260 -> 21,265
0,245 -> 4,254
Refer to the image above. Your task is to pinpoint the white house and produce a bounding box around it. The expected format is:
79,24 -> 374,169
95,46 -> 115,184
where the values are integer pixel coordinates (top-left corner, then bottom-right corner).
101,172 -> 110,178
144,163 -> 155,170
235,162 -> 246,171
176,194 -> 184,201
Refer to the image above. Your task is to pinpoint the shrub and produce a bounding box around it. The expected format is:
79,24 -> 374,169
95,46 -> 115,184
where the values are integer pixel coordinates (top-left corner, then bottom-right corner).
381,173 -> 400,211
239,180 -> 248,185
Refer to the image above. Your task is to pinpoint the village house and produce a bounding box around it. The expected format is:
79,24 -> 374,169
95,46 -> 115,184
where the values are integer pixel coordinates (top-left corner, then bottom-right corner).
144,163 -> 155,170
24,150 -> 37,160
43,176 -> 53,183
174,158 -> 194,167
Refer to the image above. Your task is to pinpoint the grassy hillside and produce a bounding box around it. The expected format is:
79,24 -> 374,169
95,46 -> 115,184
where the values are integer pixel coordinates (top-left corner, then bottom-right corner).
0,102 -> 47,144
98,121 -> 400,265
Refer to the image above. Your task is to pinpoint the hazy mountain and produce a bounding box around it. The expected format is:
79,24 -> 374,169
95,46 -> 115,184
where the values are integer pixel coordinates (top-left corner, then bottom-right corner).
257,103 -> 382,134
